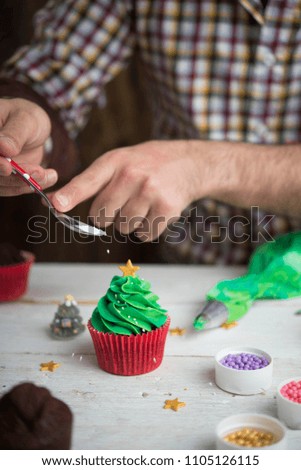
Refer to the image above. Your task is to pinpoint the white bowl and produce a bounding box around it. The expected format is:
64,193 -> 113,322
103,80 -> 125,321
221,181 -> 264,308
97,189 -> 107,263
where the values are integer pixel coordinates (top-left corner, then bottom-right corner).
277,377 -> 301,430
215,347 -> 273,395
216,413 -> 288,450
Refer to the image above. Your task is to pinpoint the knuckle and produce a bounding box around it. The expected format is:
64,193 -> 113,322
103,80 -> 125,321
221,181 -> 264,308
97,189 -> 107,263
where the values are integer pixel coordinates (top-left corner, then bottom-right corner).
14,108 -> 33,122
155,197 -> 174,215
119,166 -> 139,182
13,100 -> 50,133
108,147 -> 131,160
140,177 -> 157,198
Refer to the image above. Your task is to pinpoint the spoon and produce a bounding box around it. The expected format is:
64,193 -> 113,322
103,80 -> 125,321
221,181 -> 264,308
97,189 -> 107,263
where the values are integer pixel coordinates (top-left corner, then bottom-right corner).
5,157 -> 106,237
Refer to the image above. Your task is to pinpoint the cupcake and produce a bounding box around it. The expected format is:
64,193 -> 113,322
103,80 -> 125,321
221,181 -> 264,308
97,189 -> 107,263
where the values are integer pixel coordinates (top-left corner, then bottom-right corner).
0,243 -> 35,302
88,260 -> 170,376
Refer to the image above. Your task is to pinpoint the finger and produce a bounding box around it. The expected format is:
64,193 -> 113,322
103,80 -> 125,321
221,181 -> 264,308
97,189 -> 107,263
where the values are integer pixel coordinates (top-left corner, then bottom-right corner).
135,208 -> 179,242
52,158 -> 115,212
0,169 -> 58,197
134,210 -> 164,242
0,163 -> 58,187
0,137 -> 44,177
0,101 -> 50,159
30,168 -> 58,189
114,199 -> 149,234
88,177 -> 141,228
0,185 -> 34,197
0,146 -> 45,176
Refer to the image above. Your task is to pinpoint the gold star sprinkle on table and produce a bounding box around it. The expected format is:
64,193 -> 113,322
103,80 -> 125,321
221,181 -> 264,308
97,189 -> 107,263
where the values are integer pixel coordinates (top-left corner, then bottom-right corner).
119,260 -> 140,277
169,327 -> 186,336
220,321 -> 238,330
39,361 -> 61,372
164,398 -> 186,412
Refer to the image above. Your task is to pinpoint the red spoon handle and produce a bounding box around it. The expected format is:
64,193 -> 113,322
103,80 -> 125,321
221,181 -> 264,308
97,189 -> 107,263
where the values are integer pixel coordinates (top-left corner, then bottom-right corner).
5,157 -> 43,192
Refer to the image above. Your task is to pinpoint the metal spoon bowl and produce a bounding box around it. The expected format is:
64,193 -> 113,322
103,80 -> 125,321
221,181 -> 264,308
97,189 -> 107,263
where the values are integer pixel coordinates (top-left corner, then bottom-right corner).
5,157 -> 106,237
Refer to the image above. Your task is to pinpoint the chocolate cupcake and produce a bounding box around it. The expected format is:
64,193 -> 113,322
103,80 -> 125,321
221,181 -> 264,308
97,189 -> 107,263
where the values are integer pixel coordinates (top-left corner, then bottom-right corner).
0,243 -> 34,301
0,382 -> 73,449
88,260 -> 170,376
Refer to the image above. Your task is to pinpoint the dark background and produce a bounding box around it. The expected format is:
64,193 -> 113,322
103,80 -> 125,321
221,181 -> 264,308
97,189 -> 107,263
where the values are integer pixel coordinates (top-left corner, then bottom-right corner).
0,0 -> 163,263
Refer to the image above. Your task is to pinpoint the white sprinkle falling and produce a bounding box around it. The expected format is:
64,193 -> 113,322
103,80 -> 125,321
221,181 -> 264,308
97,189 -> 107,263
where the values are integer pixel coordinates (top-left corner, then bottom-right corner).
72,353 -> 75,357
153,358 -> 157,363
106,249 -> 110,254
80,356 -> 83,361
128,316 -> 130,319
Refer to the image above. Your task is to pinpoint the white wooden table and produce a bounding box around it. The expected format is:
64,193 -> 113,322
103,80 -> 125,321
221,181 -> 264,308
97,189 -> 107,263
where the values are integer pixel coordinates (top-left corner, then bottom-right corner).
1,263 -> 301,450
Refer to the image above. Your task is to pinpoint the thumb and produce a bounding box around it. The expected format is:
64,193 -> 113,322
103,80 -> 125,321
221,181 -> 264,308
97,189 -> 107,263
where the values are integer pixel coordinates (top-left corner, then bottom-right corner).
0,99 -> 50,172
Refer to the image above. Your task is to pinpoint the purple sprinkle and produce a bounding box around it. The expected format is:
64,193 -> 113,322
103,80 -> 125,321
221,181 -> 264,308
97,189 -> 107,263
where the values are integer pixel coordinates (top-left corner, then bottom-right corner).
220,352 -> 270,370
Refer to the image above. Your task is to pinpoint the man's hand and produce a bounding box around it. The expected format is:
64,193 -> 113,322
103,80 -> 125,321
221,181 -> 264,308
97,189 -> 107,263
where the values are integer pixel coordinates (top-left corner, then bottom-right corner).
0,98 -> 58,195
51,140 -> 208,241
51,138 -> 301,241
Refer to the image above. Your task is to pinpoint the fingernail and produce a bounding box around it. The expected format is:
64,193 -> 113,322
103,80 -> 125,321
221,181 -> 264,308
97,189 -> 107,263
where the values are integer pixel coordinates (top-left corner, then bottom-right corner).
55,193 -> 69,208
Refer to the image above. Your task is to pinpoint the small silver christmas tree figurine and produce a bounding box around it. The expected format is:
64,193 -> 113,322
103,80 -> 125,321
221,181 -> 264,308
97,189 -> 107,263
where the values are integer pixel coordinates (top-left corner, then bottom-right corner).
50,295 -> 85,339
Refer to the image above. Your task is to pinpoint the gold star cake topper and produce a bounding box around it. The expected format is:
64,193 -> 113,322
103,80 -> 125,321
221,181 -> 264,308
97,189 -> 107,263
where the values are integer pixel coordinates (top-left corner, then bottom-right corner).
163,398 -> 186,412
119,260 -> 140,277
39,360 -> 61,372
65,294 -> 74,302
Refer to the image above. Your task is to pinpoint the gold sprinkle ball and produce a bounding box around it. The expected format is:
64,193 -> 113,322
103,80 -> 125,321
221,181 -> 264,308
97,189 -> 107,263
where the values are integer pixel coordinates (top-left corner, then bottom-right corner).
223,427 -> 276,447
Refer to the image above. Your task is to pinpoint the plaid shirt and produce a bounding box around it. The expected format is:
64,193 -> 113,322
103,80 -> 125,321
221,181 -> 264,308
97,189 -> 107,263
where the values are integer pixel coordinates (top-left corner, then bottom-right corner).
1,0 -> 301,264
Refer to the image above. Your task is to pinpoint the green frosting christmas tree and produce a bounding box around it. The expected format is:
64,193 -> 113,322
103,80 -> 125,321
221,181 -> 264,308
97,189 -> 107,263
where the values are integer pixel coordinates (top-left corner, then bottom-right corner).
91,260 -> 167,336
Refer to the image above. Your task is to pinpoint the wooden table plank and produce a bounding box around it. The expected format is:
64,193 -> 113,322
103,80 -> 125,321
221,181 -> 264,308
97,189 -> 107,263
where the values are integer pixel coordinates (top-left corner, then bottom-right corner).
0,263 -> 301,450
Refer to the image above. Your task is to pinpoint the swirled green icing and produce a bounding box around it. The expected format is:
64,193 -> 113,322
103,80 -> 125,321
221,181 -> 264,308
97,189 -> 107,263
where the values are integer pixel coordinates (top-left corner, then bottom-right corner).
91,275 -> 168,335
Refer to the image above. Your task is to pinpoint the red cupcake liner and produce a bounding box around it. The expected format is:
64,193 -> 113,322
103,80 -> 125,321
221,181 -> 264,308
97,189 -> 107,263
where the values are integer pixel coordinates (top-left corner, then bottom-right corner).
0,251 -> 35,302
88,316 -> 170,376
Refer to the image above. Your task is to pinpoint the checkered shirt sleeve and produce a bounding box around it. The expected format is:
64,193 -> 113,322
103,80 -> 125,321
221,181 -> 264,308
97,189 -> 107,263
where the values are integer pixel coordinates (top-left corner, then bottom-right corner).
1,0 -> 135,137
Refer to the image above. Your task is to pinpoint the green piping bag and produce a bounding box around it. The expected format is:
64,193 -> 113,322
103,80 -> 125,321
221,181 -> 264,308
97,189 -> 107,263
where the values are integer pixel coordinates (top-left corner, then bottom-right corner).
194,231 -> 301,330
